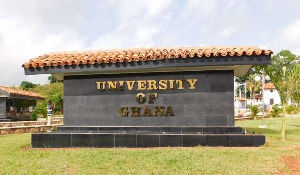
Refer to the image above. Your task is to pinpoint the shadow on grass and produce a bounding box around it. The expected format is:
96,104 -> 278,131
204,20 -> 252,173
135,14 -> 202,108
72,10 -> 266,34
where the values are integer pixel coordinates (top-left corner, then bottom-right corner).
288,124 -> 300,128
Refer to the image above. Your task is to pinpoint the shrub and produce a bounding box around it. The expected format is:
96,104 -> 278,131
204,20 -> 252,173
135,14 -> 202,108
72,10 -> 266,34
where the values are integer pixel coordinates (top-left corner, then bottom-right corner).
30,112 -> 37,121
33,101 -> 47,117
250,105 -> 259,119
272,105 -> 281,117
286,105 -> 296,114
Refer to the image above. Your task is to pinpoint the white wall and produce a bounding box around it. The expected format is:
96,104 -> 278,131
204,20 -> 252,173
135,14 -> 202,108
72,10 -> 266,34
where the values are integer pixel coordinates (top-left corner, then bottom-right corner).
264,89 -> 281,106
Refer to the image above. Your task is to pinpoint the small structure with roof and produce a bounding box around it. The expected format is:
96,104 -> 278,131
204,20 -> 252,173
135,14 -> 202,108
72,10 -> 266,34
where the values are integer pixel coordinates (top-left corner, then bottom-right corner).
247,83 -> 281,107
263,83 -> 281,106
0,86 -> 45,122
23,46 -> 272,147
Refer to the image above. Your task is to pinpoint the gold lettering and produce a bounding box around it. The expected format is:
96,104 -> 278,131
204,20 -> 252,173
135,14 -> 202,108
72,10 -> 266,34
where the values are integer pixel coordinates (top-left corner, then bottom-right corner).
169,80 -> 175,90
176,80 -> 184,90
101,82 -> 106,91
107,81 -> 118,91
119,81 -> 125,91
96,82 -> 101,90
130,107 -> 142,117
147,80 -> 158,90
136,93 -> 146,104
165,106 -> 175,116
143,106 -> 153,117
186,79 -> 197,90
154,106 -> 165,117
148,93 -> 157,104
137,80 -> 147,90
119,107 -> 129,117
158,80 -> 168,90
97,79 -> 197,91
126,81 -> 136,91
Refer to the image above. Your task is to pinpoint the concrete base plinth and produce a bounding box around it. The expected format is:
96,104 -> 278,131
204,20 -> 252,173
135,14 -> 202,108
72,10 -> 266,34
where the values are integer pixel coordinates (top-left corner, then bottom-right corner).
32,126 -> 265,148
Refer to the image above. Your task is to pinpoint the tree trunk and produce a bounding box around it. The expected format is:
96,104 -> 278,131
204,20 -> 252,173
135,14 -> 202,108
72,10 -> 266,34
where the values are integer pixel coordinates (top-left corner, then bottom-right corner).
281,104 -> 286,141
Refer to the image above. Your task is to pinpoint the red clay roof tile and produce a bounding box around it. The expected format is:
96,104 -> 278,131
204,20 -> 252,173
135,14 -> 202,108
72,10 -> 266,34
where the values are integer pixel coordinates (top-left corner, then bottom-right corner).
264,83 -> 276,89
0,86 -> 45,100
22,46 -> 273,69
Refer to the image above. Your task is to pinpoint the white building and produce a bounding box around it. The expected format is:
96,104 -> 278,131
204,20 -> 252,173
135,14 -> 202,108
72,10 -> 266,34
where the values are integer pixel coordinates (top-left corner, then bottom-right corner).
247,94 -> 262,106
246,83 -> 282,107
234,97 -> 247,109
263,83 -> 281,106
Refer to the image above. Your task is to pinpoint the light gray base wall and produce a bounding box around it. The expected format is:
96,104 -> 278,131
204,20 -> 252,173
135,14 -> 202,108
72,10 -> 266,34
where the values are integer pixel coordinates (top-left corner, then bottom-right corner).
63,71 -> 234,127
0,98 -> 6,118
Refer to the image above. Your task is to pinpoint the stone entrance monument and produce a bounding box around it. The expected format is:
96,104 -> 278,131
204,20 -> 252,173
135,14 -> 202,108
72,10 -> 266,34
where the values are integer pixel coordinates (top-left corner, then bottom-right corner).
23,46 -> 272,147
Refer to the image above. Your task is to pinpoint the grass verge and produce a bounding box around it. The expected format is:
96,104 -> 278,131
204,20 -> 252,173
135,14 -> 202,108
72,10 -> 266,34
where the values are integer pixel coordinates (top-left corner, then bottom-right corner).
0,118 -> 300,174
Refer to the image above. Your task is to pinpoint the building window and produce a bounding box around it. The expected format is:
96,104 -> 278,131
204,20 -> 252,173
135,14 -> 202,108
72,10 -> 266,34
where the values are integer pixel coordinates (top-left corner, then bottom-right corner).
270,98 -> 274,105
270,90 -> 273,93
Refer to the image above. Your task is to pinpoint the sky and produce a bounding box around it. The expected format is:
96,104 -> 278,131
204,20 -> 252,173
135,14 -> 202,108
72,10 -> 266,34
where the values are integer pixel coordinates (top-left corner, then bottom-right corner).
0,0 -> 300,86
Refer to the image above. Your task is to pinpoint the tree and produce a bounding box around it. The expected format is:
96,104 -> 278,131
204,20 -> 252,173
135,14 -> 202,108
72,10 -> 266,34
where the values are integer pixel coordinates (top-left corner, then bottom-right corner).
290,64 -> 300,104
245,74 -> 261,99
48,75 -> 58,84
236,66 -> 264,98
263,50 -> 300,140
20,81 -> 37,90
250,105 -> 259,120
32,82 -> 64,115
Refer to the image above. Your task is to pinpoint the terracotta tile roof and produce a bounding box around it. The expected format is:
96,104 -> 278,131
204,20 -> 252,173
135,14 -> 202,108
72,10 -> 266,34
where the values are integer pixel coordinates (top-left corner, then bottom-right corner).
22,46 -> 273,68
254,94 -> 262,99
0,86 -> 45,100
236,97 -> 247,101
264,83 -> 276,89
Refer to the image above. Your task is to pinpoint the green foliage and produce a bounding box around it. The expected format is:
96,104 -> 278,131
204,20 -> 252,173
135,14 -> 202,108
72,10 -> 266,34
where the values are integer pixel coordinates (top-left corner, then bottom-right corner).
48,75 -> 58,84
250,105 -> 259,119
32,82 -> 63,114
285,105 -> 300,114
245,74 -> 261,99
239,50 -> 299,106
288,63 -> 300,104
30,112 -> 38,121
286,105 -> 295,114
33,101 -> 47,117
291,85 -> 300,104
264,50 -> 299,104
236,67 -> 260,84
272,105 -> 281,117
20,81 -> 37,90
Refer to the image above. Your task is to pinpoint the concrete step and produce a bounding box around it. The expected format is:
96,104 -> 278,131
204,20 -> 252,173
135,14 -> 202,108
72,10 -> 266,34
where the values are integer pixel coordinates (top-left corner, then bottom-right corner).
32,132 -> 265,148
0,118 -> 11,122
57,126 -> 244,134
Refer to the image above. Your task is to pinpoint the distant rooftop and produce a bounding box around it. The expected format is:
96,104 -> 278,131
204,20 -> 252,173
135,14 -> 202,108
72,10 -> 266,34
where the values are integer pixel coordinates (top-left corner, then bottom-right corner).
264,83 -> 276,89
0,86 -> 45,100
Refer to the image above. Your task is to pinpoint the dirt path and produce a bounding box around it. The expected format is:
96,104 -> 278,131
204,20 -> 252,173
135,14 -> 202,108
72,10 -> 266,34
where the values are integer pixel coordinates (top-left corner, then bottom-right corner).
282,147 -> 300,174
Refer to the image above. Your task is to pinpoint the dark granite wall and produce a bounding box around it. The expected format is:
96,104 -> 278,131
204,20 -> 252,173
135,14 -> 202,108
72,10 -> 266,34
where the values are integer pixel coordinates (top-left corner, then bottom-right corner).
0,98 -> 6,118
64,71 -> 234,126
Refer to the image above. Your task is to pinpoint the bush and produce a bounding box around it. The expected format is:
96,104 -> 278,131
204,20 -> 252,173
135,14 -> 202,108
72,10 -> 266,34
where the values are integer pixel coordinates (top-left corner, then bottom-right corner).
286,105 -> 296,114
272,105 -> 281,117
30,112 -> 38,121
33,101 -> 47,117
250,105 -> 259,119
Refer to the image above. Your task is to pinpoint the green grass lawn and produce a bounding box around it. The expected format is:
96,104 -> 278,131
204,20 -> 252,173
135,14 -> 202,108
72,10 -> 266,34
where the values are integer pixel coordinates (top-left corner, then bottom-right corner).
1,118 -> 300,175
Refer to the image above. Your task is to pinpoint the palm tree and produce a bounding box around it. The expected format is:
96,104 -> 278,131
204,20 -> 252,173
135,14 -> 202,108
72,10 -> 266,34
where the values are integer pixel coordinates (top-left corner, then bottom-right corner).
246,74 -> 261,100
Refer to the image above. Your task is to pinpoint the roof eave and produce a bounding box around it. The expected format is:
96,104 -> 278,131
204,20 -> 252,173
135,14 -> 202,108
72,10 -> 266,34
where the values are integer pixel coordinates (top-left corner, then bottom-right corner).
24,55 -> 271,79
